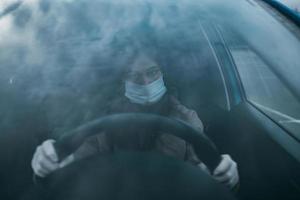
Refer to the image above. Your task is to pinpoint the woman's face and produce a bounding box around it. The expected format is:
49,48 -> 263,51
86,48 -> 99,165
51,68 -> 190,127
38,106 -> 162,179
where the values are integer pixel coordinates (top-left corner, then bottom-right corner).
125,56 -> 162,85
123,55 -> 167,105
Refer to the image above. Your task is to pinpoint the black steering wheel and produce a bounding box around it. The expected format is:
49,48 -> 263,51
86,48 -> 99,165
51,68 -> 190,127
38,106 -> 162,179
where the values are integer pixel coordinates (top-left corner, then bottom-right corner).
36,113 -> 236,200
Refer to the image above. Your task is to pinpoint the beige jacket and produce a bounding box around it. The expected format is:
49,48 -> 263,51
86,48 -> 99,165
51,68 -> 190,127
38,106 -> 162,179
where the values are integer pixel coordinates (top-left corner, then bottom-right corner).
73,96 -> 204,165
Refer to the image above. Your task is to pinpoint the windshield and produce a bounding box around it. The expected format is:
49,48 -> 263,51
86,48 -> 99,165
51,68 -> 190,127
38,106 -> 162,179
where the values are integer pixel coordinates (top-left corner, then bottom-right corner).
1,0 -> 300,199
0,0 -> 300,134
2,0 -> 299,138
1,0 -> 300,141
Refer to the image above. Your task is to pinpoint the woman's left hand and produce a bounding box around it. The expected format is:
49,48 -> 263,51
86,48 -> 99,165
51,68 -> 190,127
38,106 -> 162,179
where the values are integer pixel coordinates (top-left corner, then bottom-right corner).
212,154 -> 239,189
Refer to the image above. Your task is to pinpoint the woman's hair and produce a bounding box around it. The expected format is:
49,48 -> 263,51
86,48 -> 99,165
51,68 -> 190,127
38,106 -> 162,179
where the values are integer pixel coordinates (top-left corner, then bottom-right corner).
100,23 -> 179,112
113,49 -> 177,97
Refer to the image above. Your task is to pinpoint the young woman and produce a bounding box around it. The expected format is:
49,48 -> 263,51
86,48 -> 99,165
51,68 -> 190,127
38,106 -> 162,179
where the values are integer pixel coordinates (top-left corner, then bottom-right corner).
31,54 -> 239,189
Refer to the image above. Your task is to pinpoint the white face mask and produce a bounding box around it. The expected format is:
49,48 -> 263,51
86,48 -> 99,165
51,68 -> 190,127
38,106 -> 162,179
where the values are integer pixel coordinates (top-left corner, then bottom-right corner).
125,77 -> 167,105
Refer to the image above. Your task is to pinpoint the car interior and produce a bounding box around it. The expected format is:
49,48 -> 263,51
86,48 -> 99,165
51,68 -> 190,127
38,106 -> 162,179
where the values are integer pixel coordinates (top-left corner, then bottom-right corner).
0,0 -> 300,200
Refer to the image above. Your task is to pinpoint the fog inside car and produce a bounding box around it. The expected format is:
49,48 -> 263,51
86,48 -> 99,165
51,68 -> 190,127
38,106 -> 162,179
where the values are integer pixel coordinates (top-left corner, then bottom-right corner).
0,0 -> 299,136
0,0 -> 300,199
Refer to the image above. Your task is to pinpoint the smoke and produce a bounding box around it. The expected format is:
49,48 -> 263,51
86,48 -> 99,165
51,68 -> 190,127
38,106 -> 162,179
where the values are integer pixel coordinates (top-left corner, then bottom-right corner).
0,0 -> 299,136
0,0 -> 208,137
1,0 -> 300,199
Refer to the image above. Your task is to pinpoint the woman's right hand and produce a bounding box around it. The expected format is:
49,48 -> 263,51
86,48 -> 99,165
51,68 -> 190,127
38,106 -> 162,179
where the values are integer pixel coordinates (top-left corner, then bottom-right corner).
31,139 -> 74,177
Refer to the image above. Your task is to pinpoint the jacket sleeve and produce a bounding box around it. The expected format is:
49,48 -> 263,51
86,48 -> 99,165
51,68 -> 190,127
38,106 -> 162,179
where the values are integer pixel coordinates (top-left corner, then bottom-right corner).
180,108 -> 204,133
184,109 -> 204,164
73,132 -> 110,161
170,96 -> 204,133
172,102 -> 204,165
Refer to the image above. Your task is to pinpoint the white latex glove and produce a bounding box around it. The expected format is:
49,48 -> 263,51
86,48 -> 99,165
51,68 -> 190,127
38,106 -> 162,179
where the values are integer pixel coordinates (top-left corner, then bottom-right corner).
212,154 -> 239,189
31,139 -> 74,178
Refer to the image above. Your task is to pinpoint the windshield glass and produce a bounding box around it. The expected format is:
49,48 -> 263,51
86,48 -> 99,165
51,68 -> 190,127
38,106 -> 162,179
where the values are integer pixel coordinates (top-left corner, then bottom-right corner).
1,0 -> 300,199
2,0 -> 299,138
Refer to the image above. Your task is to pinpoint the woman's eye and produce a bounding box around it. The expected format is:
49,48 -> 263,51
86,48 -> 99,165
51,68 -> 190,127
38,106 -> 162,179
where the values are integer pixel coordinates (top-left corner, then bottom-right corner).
147,70 -> 159,77
148,71 -> 156,76
127,73 -> 138,80
134,74 -> 140,79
